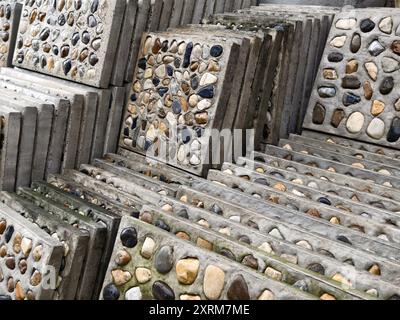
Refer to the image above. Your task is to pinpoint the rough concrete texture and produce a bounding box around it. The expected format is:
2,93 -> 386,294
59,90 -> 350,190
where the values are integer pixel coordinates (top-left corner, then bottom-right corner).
0,201 -> 63,300
303,9 -> 400,149
13,0 -> 125,88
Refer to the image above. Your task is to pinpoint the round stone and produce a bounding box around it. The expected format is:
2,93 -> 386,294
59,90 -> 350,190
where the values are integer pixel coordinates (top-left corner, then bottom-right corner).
382,56 -> 400,73
111,269 -> 132,286
102,283 -> 120,300
227,275 -> 250,300
203,265 -> 225,300
343,92 -> 360,106
323,68 -> 337,80
336,18 -> 357,30
135,267 -> 152,284
115,249 -> 131,266
371,100 -> 385,116
380,77 -> 394,95
125,287 -> 142,300
152,281 -> 175,300
258,290 -> 275,300
318,197 -> 331,205
342,76 -> 361,89
387,117 -> 400,143
331,109 -> 345,128
265,267 -> 283,281
379,17 -> 392,34
210,45 -> 223,57
330,35 -> 347,48
369,40 -> 385,57
364,81 -> 373,100
360,19 -> 375,32
307,263 -> 325,275
312,103 -> 325,125
350,33 -> 361,53
346,112 -> 365,134
154,246 -> 174,274
328,52 -> 343,62
141,237 -> 156,259
318,86 -> 336,98
120,227 -> 138,248
176,258 -> 200,285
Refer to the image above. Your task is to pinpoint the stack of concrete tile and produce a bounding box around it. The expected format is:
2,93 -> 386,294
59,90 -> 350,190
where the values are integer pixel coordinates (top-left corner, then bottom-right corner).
113,0 -> 260,87
207,4 -> 339,147
259,0 -> 392,7
22,148 -> 396,300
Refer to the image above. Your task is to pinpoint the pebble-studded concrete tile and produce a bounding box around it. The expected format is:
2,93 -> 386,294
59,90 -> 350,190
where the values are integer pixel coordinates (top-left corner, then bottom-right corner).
13,0 -> 124,88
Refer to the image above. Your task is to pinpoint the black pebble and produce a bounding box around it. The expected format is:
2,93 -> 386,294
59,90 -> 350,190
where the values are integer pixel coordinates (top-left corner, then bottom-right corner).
210,45 -> 223,57
4,225 -> 14,243
360,19 -> 375,32
120,227 -> 138,248
102,283 -> 120,300
307,263 -> 325,275
155,219 -> 170,232
337,235 -> 352,245
152,281 -> 175,300
318,197 -> 331,205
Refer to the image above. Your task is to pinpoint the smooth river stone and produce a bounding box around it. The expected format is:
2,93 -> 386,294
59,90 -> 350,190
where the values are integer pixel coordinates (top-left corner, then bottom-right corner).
369,40 -> 385,57
364,81 -> 373,100
103,283 -> 120,300
331,109 -> 345,128
335,18 -> 357,30
203,265 -> 225,300
330,36 -> 347,48
360,19 -> 375,32
120,227 -> 138,248
175,258 -> 200,285
312,103 -> 325,125
387,117 -> 400,143
364,62 -> 378,81
318,87 -> 336,98
343,92 -> 361,106
227,275 -> 250,300
350,33 -> 361,53
342,76 -> 361,89
379,17 -> 393,34
346,60 -> 358,74
380,77 -> 394,95
371,100 -> 385,116
152,281 -> 175,300
125,287 -> 142,300
154,245 -> 174,274
391,40 -> 400,55
328,52 -> 343,62
382,57 -> 400,73
346,112 -> 365,134
367,118 -> 385,139
323,69 -> 337,80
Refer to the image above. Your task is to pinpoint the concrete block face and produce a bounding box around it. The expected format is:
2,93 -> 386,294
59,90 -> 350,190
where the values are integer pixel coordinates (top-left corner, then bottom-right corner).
100,216 -> 315,300
0,109 -> 20,191
120,32 -> 240,176
0,192 -> 87,300
303,9 -> 400,149
0,1 -> 22,67
0,201 -> 63,300
13,0 -> 125,88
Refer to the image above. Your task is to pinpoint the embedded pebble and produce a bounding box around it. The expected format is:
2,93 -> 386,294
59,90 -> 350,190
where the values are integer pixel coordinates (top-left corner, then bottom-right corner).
175,258 -> 200,285
227,275 -> 250,300
203,265 -> 225,300
346,112 -> 365,134
125,287 -> 142,300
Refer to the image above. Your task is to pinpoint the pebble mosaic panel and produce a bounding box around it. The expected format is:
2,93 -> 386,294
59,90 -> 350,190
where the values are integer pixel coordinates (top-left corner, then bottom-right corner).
13,0 -> 124,88
120,32 -> 237,176
304,9 -> 400,148
100,216 -> 314,300
0,1 -> 21,67
0,202 -> 63,300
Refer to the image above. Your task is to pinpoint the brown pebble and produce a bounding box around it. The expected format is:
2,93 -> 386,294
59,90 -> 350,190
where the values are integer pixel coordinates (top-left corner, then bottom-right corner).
306,208 -> 321,218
